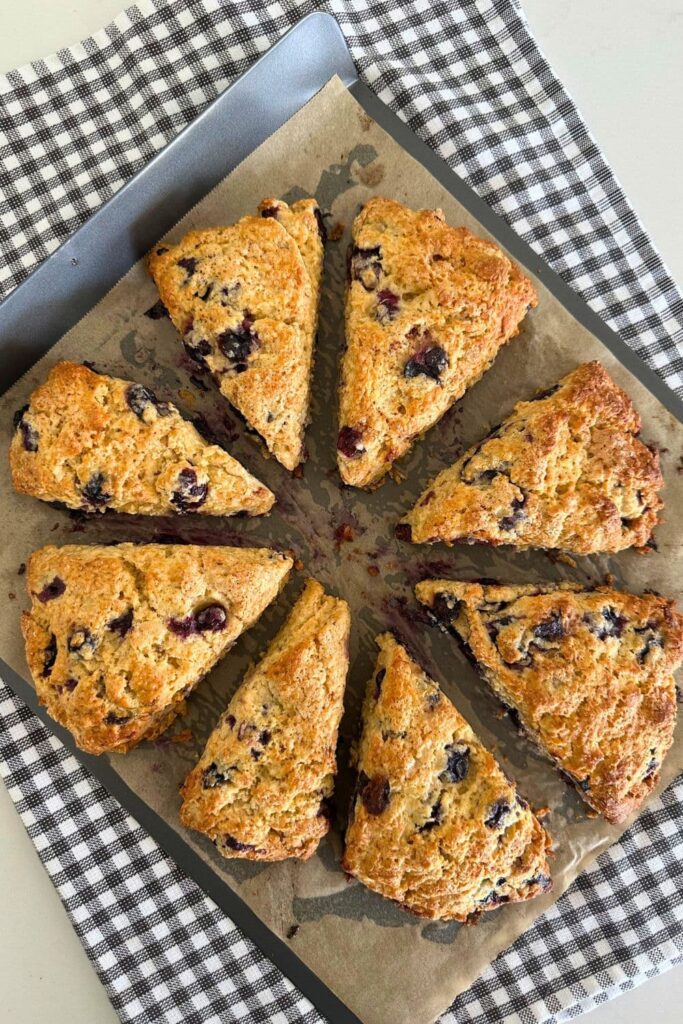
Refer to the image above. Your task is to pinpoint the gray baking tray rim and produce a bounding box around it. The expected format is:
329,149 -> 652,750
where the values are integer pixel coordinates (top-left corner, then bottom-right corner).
1,13 -> 682,1024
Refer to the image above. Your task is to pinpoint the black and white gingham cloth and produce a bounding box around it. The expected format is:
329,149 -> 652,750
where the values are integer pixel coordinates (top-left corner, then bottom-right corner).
1,2 -> 682,1022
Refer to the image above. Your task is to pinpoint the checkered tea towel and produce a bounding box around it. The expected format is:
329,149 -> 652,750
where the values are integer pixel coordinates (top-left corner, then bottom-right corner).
1,2 -> 682,1023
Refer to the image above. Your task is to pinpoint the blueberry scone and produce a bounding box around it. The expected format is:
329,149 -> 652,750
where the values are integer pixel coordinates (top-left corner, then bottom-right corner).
341,634 -> 552,921
180,579 -> 350,861
400,361 -> 662,553
21,543 -> 292,755
10,362 -> 274,516
337,198 -> 537,488
416,579 -> 683,824
147,197 -> 325,471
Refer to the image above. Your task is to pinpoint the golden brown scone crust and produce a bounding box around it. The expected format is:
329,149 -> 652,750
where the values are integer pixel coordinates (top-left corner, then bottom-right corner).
180,579 -> 350,861
10,362 -> 274,516
402,361 -> 663,553
147,197 -> 324,471
337,197 -> 537,488
416,579 -> 683,824
21,543 -> 292,755
342,634 -> 552,921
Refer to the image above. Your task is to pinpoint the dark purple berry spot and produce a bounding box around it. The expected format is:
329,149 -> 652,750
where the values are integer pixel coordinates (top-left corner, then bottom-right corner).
418,799 -> 443,832
404,345 -> 449,383
168,615 -> 196,638
350,245 -> 382,291
144,299 -> 168,319
226,714 -> 236,729
376,289 -> 400,323
337,425 -> 364,459
63,678 -> 78,693
217,315 -> 258,373
429,591 -> 459,627
484,801 -> 511,829
559,769 -> 590,792
251,749 -> 262,761
479,891 -> 510,907
183,337 -> 212,364
194,604 -> 227,632
499,494 -> 527,532
171,467 -> 208,511
643,757 -> 659,781
394,523 -> 412,543
358,772 -> 391,815
196,283 -> 213,302
82,472 -> 111,507
42,634 -> 57,677
14,406 -> 39,452
533,613 -> 565,643
67,627 -> 97,655
37,577 -> 66,603
126,383 -> 171,420
177,256 -> 198,277
260,205 -> 279,219
528,874 -> 552,892
440,743 -> 470,783
374,668 -> 386,700
313,206 -> 327,244
596,606 -> 628,640
104,711 -> 131,725
108,608 -> 134,638
637,634 -> 663,663
202,762 -> 237,788
427,690 -> 441,709
259,729 -> 272,745
223,834 -> 256,852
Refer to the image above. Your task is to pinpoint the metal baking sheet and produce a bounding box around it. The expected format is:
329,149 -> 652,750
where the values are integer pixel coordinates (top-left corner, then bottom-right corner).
1,13 -> 682,1024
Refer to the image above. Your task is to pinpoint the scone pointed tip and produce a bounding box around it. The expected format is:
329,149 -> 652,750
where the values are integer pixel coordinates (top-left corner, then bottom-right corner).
343,632 -> 551,920
180,577 -> 349,862
404,361 -> 663,554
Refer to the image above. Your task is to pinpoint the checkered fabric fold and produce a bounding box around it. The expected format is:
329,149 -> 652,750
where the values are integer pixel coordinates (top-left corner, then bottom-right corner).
1,2 -> 681,1023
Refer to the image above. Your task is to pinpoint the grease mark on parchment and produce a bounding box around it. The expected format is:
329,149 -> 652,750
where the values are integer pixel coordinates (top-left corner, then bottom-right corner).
282,143 -> 378,210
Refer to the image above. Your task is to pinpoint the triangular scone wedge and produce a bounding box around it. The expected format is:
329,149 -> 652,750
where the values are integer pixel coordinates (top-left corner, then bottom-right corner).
180,580 -> 350,861
21,543 -> 292,755
401,362 -> 663,553
342,634 -> 551,921
10,362 -> 274,516
147,197 -> 324,470
416,579 -> 683,824
337,198 -> 537,488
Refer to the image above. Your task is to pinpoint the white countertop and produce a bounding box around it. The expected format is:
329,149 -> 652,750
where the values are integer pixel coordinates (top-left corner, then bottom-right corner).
0,2 -> 681,1022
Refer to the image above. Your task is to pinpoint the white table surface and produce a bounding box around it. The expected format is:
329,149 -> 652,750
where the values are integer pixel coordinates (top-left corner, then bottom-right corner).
0,2 -> 681,1022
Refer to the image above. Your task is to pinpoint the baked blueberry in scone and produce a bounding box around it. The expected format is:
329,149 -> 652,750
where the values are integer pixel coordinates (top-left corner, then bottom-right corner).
147,197 -> 324,471
400,361 -> 663,553
21,543 -> 292,755
180,579 -> 350,861
337,197 -> 537,488
341,633 -> 552,921
10,362 -> 274,516
416,579 -> 683,824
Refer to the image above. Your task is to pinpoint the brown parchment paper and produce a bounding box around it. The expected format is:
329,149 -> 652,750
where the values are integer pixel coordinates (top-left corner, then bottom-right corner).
1,77 -> 681,1024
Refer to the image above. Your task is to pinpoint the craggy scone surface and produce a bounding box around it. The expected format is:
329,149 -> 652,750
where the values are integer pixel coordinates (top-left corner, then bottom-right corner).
147,197 -> 324,471
22,543 -> 292,755
416,579 -> 683,824
180,579 -> 350,861
342,634 -> 551,921
10,361 -> 273,516
402,361 -> 663,553
337,197 -> 537,488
